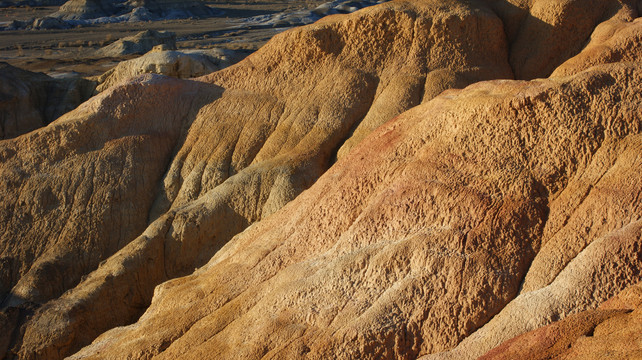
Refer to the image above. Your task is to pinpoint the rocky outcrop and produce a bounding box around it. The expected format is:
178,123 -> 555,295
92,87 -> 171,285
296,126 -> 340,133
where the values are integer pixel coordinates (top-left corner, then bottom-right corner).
30,16 -> 71,30
489,0 -> 638,79
94,30 -> 177,57
0,63 -> 96,140
0,75 -> 221,306
551,16 -> 642,77
95,48 -> 246,92
0,0 -> 641,359
421,14 -> 642,359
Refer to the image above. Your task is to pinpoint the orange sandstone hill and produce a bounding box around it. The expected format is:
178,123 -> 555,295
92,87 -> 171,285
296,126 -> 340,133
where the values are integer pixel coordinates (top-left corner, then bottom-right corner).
0,0 -> 641,359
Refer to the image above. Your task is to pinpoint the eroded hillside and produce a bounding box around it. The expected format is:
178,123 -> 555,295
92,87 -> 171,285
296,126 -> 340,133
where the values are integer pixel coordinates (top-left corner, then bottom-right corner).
0,0 -> 641,359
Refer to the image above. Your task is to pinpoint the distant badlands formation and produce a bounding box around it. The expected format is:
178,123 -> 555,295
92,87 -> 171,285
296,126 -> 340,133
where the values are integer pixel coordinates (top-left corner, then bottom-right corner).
1,0 -> 642,359
2,0 -> 384,29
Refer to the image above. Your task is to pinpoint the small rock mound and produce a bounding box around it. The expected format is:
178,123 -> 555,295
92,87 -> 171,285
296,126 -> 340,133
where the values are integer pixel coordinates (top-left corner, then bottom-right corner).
94,30 -> 177,57
240,0 -> 386,28
312,0 -> 384,17
31,16 -> 71,30
95,48 -> 246,92
52,0 -> 125,20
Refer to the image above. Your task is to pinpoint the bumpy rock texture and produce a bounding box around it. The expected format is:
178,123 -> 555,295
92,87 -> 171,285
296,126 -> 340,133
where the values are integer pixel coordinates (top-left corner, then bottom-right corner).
551,16 -> 642,77
67,61 -> 642,360
0,75 -> 220,307
0,62 -> 96,140
95,48 -> 246,92
1,0 -> 641,359
422,14 -> 642,360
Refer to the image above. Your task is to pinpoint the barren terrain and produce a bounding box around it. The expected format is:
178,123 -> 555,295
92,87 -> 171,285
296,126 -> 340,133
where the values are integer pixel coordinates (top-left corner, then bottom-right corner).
0,0 -> 640,360
0,1 -> 325,75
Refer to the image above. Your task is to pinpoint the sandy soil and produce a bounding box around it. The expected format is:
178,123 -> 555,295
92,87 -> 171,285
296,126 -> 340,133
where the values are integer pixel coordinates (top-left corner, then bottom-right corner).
0,1 -> 326,76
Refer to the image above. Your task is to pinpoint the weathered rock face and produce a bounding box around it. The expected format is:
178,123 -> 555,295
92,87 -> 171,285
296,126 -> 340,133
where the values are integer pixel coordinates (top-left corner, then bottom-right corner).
421,14 -> 642,359
95,48 -> 247,92
487,0 -> 638,79
1,2 -> 519,357
0,0 -> 641,359
0,63 -> 96,140
94,30 -> 177,57
519,19 -> 642,296
551,16 -> 642,77
0,75 -> 221,307
422,219 -> 642,360
3,3 -> 519,358
69,62 -> 642,360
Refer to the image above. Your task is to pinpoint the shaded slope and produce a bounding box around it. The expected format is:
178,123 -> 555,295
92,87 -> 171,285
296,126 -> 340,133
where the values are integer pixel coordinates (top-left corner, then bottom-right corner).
0,63 -> 96,140
489,0 -> 638,79
551,16 -> 642,77
0,75 -> 222,307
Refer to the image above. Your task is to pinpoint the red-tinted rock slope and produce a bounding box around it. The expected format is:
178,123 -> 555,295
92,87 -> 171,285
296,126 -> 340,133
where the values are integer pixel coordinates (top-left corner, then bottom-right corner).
479,281 -> 642,360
